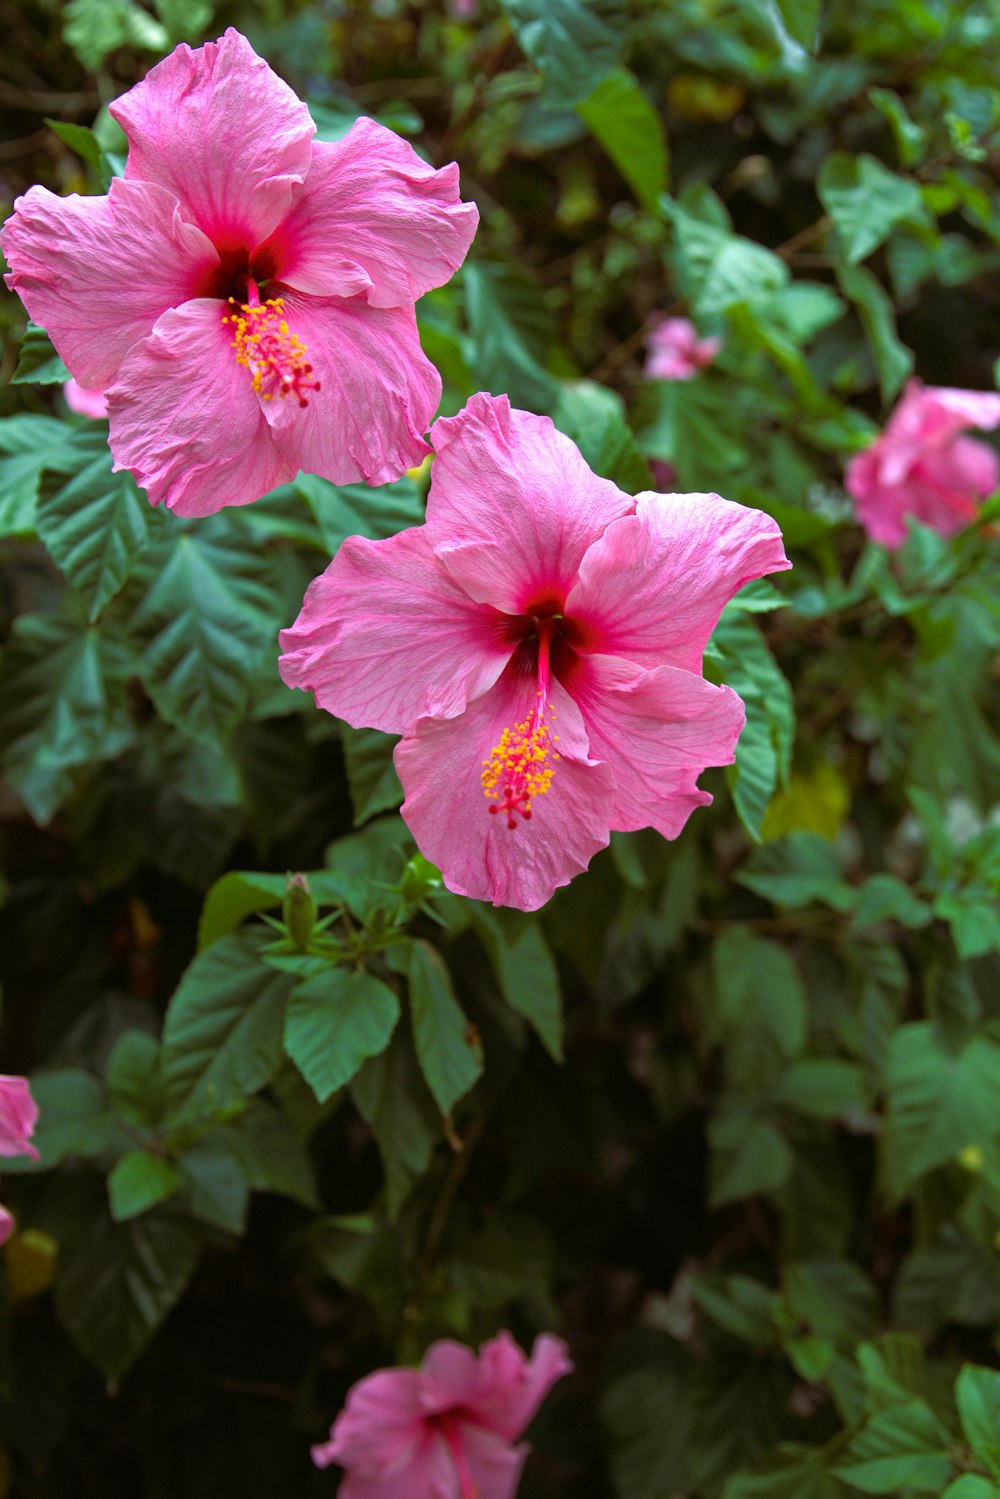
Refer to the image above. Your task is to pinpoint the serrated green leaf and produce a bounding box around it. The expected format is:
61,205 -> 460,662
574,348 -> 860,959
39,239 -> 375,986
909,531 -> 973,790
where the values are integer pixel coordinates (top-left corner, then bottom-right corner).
578,68 -> 669,213
469,908 -> 563,1060
105,1030 -> 163,1127
37,437 -> 151,618
712,928 -> 807,1084
295,472 -> 425,555
463,262 -> 559,411
129,517 -> 279,746
851,873 -> 932,930
108,1150 -> 182,1222
552,381 -> 653,492
836,261 -> 913,402
180,1141 -> 249,1234
341,725 -> 403,825
0,413 -> 75,536
665,197 -> 789,317
284,965 -> 401,1103
884,1023 -> 1000,1196
775,1059 -> 865,1120
44,117 -> 104,171
739,832 -> 853,910
11,322 -> 71,385
349,1027 -> 440,1218
819,153 -> 924,264
0,607 -> 134,823
833,1398 -> 953,1493
28,1070 -> 130,1167
498,0 -> 625,106
197,871 -> 290,950
956,1366 -> 1000,1477
708,609 -> 795,840
942,1477 -> 1000,1499
161,932 -> 293,1125
63,0 -> 168,70
709,1108 -> 793,1205
402,940 -> 483,1116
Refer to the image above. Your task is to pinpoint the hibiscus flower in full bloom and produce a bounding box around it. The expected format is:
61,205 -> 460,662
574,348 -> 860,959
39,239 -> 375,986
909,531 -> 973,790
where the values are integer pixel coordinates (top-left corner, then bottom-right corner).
645,315 -> 722,381
311,1331 -> 572,1499
0,1075 -> 39,1246
279,393 -> 791,911
1,29 -> 478,517
845,379 -> 1000,548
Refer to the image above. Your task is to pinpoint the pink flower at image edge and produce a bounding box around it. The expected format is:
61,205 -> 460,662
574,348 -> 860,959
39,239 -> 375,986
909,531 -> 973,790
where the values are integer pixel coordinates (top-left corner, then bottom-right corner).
279,392 -> 791,911
0,1075 -> 40,1247
846,379 -> 1000,547
645,315 -> 722,381
1,28 -> 478,516
311,1331 -> 572,1499
64,378 -> 108,419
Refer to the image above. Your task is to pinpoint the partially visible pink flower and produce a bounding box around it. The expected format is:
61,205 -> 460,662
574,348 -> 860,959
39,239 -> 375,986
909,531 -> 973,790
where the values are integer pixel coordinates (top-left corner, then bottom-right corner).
311,1331 -> 572,1499
450,0 -> 480,16
0,1076 -> 39,1161
64,378 -> 108,419
846,379 -> 1000,547
0,1075 -> 39,1246
645,315 -> 722,381
280,393 -> 790,910
2,29 -> 478,516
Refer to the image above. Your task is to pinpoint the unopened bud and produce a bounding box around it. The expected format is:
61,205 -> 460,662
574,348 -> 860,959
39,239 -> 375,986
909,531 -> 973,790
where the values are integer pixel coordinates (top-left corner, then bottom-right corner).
283,873 -> 317,950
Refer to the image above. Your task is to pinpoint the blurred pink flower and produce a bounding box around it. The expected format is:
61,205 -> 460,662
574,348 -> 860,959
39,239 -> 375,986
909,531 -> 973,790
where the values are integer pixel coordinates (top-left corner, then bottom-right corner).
645,315 -> 722,381
280,393 -> 790,910
450,0 -> 480,16
64,378 -> 108,420
311,1331 -> 572,1499
2,29 -> 478,517
0,1075 -> 39,1248
846,379 -> 1000,547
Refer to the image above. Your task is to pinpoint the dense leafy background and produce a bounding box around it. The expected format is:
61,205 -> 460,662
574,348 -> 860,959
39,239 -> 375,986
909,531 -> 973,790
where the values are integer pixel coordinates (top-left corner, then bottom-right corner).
1,0 -> 1000,1494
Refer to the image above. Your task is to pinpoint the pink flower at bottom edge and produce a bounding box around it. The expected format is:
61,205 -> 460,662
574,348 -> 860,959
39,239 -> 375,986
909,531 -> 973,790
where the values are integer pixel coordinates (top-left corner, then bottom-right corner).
64,378 -> 108,420
311,1332 -> 572,1499
845,378 -> 1000,548
645,315 -> 722,381
2,29 -> 478,515
279,392 -> 790,911
0,1075 -> 39,1160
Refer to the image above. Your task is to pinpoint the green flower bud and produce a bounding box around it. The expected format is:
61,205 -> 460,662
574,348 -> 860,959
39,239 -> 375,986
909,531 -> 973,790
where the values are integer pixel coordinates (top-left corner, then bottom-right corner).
283,872 -> 317,950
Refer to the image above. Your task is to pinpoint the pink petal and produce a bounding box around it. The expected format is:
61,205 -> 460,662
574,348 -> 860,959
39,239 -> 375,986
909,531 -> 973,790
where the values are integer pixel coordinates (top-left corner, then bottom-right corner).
106,299 -> 294,515
889,379 -> 1000,453
64,379 -> 108,420
565,491 -> 790,674
395,665 -> 615,911
1,178 -> 219,389
419,1341 -> 487,1415
471,1332 -> 573,1440
260,288 -> 440,486
262,120 -> 479,306
938,435 -> 1000,499
460,1424 -> 528,1499
311,1368 -> 425,1476
335,1430 -> 457,1499
110,28 -> 315,251
427,394 -> 634,614
906,453 -> 981,536
565,654 -> 745,838
846,448 -> 911,547
279,527 -> 515,733
0,1076 -> 39,1160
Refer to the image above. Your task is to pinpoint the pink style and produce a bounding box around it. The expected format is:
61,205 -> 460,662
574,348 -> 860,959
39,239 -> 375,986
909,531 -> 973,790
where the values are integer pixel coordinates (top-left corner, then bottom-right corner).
1,29 -> 478,517
0,1074 -> 40,1247
311,1331 -> 572,1499
645,315 -> 722,381
279,393 -> 791,912
846,379 -> 1000,548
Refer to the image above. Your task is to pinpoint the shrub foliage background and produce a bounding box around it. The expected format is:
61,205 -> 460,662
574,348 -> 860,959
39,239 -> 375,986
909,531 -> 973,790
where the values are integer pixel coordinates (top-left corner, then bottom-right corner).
2,0 -> 1000,1493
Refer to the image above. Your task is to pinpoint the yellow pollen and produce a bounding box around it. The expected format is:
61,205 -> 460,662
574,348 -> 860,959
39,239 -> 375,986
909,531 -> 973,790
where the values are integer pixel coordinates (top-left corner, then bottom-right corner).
481,691 -> 559,829
222,297 -> 321,407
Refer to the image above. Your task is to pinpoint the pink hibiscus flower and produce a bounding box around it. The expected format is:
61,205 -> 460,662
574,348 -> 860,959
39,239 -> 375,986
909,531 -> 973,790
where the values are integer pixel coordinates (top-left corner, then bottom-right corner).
279,393 -> 790,911
645,315 -> 722,381
64,378 -> 108,420
311,1331 -> 572,1499
1,29 -> 478,517
0,1075 -> 39,1248
846,379 -> 1000,548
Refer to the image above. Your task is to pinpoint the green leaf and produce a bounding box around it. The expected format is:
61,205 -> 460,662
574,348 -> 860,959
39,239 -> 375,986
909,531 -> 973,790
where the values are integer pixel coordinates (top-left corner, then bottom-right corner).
869,87 -> 928,168
402,940 -> 483,1116
835,261 -> 913,402
107,1150 -> 182,1222
956,1366 -> 1000,1477
693,1273 -> 778,1346
723,1454 -> 841,1498
37,434 -> 151,619
284,965 -> 401,1103
578,68 -> 669,213
44,117 -> 105,172
11,322 -> 71,385
0,414 -> 75,536
349,1027 -> 440,1218
63,0 -> 168,70
469,908 -> 563,1060
552,381 -> 653,492
707,609 -> 795,840
295,472 -> 425,555
161,932 -> 293,1125
54,1178 -> 201,1383
818,153 -> 924,264
833,1398 -> 954,1493
223,1100 -> 319,1209
179,1141 -> 249,1234
197,871 -> 291,950
775,1059 -> 865,1120
665,197 -> 789,318
770,0 -> 822,50
0,607 -> 133,823
602,1361 -> 692,1499
463,262 -> 559,411
129,517 -> 279,746
942,1478 -> 1000,1499
712,928 -> 807,1085
850,874 -> 932,930
341,726 -> 403,825
105,1030 -> 163,1127
29,1069 -> 130,1166
709,1108 -> 793,1206
739,833 -> 853,911
884,1023 -> 1000,1196
498,0 -> 625,107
